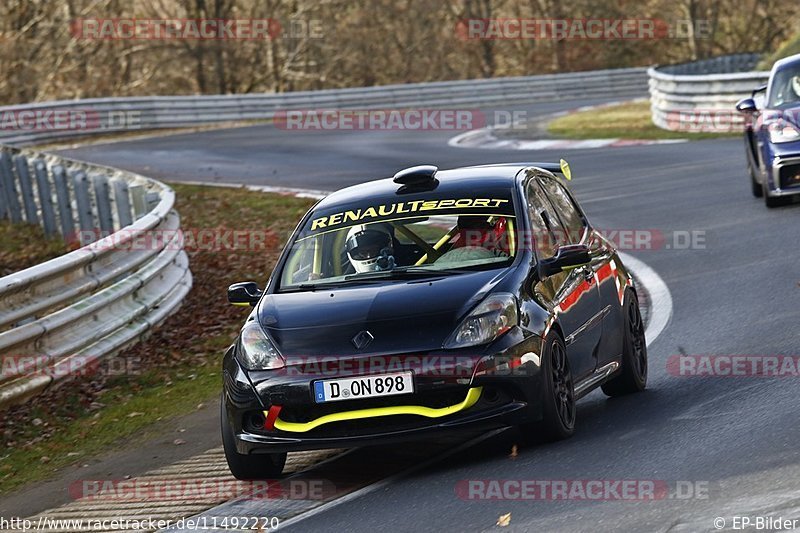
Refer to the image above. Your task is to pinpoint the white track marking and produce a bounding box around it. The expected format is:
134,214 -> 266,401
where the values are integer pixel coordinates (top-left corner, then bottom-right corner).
618,252 -> 673,345
276,428 -> 508,531
448,128 -> 687,150
26,448 -> 344,531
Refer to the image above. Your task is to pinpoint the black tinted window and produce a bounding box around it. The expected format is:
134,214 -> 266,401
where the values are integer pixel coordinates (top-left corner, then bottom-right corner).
539,177 -> 586,243
525,180 -> 568,258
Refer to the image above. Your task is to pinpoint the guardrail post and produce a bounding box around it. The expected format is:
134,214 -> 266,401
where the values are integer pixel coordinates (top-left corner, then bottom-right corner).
113,180 -> 133,228
0,152 -> 22,222
33,160 -> 57,237
92,174 -> 114,236
71,170 -> 96,244
0,152 -> 7,219
146,192 -> 160,211
13,155 -> 39,225
52,165 -> 75,242
130,185 -> 147,219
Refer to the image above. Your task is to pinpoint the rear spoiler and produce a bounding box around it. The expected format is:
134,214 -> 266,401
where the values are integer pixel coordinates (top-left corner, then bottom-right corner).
487,161 -> 573,180
459,160 -> 573,180
521,162 -> 564,175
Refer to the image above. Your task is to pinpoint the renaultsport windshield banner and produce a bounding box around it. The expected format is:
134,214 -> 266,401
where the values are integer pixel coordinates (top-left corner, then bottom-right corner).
304,196 -> 516,235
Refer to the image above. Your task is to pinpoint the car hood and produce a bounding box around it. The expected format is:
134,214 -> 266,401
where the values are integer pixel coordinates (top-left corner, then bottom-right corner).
788,107 -> 800,130
765,105 -> 800,128
259,270 -> 507,357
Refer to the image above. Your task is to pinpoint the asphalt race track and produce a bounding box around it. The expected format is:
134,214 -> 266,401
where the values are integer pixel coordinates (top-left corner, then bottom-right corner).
60,97 -> 800,532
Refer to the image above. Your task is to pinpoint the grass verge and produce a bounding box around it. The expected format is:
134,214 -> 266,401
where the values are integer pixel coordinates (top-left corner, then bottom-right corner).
547,101 -> 739,140
0,184 -> 315,495
0,222 -> 71,277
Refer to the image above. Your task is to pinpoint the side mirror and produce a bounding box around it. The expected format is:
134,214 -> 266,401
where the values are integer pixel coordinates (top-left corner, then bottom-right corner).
228,281 -> 262,306
735,98 -> 758,114
538,244 -> 591,279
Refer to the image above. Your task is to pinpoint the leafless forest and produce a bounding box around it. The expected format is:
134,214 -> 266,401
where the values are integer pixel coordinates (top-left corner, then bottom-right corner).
1,0 -> 797,104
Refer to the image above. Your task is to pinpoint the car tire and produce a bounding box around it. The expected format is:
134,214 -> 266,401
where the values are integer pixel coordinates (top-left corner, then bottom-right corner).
763,184 -> 783,208
525,332 -> 576,442
221,397 -> 286,480
601,290 -> 648,397
750,168 -> 763,198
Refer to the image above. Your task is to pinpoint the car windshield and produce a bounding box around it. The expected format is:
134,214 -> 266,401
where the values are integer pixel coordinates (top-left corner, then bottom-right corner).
768,65 -> 800,107
278,194 -> 518,290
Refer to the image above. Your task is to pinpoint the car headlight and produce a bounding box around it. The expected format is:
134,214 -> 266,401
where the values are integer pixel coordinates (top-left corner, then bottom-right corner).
444,293 -> 518,349
236,321 -> 285,370
768,121 -> 800,143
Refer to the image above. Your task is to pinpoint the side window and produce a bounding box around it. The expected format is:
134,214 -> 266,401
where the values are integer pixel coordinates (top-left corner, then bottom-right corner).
539,177 -> 586,244
525,180 -> 569,259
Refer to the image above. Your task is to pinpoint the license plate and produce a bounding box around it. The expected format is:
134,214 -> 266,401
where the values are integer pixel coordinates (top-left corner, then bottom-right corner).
313,372 -> 414,403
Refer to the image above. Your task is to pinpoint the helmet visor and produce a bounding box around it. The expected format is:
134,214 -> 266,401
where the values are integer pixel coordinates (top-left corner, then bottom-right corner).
346,230 -> 391,260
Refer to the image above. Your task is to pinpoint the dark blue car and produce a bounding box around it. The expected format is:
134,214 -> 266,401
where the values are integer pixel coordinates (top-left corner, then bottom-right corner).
736,53 -> 800,207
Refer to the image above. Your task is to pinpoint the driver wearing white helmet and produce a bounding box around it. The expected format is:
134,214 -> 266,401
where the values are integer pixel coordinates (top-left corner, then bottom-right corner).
792,75 -> 800,100
345,223 -> 396,273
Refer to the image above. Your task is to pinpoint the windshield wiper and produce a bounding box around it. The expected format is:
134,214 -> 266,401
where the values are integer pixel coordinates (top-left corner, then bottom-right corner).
343,267 -> 472,281
279,281 -> 351,292
282,266 -> 491,291
280,275 -> 408,292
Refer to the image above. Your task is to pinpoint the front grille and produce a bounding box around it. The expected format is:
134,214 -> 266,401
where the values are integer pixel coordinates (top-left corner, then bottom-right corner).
779,164 -> 800,189
260,386 -> 513,439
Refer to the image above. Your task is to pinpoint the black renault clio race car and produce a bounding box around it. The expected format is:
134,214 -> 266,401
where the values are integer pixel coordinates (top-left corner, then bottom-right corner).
221,162 -> 648,479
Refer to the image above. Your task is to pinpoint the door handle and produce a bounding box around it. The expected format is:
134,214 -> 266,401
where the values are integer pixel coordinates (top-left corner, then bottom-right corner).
582,267 -> 594,282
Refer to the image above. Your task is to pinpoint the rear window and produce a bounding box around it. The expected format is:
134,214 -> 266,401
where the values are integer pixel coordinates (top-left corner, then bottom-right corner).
278,193 -> 518,289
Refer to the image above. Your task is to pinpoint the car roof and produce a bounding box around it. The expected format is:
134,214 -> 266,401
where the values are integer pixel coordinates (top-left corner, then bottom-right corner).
316,163 -> 560,209
773,53 -> 800,73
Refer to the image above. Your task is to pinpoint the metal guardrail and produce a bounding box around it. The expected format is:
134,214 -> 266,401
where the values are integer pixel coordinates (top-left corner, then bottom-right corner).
0,68 -> 648,146
648,53 -> 770,131
0,145 -> 192,408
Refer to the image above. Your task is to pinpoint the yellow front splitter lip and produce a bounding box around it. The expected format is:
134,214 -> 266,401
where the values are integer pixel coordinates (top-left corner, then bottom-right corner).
270,387 -> 483,433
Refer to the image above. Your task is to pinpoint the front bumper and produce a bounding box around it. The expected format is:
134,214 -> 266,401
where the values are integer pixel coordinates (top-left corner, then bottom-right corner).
222,329 -> 543,453
763,143 -> 800,195
238,399 -> 528,453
